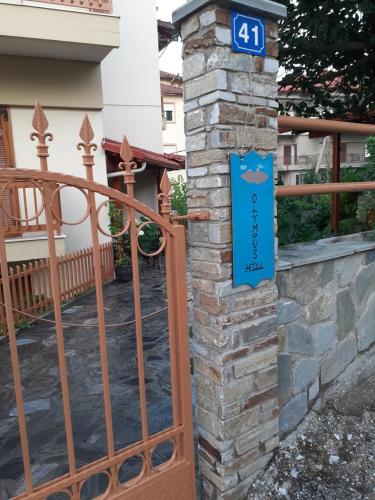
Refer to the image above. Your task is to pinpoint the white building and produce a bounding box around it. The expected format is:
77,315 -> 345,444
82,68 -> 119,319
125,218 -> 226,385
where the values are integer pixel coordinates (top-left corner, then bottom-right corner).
277,132 -> 367,185
277,90 -> 368,185
101,2 -> 186,213
0,0 -> 120,261
0,0 -> 183,262
102,0 -> 163,153
160,71 -> 185,156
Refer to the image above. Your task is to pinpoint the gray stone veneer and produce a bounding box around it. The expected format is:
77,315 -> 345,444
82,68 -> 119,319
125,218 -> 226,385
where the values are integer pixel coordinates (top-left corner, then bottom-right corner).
175,1 -> 285,498
277,233 -> 375,437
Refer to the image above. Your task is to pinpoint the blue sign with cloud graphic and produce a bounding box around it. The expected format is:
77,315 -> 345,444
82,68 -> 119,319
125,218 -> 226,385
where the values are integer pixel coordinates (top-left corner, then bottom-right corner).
230,150 -> 275,288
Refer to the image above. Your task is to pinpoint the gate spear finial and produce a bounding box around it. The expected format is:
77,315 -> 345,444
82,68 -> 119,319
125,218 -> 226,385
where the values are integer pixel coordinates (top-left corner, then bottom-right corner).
30,101 -> 53,172
159,169 -> 172,219
78,114 -> 98,181
119,136 -> 137,198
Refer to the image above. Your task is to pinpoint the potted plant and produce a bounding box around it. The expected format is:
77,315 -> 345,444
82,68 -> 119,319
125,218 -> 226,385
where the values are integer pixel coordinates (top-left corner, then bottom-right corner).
109,203 -> 133,282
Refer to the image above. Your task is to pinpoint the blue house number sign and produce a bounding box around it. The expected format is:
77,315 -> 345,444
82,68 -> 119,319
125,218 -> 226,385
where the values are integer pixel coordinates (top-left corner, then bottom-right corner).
231,10 -> 266,56
230,151 -> 275,288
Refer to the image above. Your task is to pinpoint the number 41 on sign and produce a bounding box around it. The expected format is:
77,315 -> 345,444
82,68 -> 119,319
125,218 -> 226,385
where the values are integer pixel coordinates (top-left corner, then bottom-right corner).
231,10 -> 266,57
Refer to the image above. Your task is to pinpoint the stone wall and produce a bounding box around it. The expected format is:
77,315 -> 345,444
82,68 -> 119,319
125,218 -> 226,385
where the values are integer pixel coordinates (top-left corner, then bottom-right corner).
277,236 -> 375,437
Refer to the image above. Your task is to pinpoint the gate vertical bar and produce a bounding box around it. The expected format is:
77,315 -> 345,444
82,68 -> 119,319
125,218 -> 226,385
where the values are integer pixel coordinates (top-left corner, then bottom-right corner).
158,172 -> 182,446
78,116 -> 116,487
332,133 -> 341,232
171,223 -> 196,492
119,138 -> 149,450
30,102 -> 77,482
0,227 -> 33,493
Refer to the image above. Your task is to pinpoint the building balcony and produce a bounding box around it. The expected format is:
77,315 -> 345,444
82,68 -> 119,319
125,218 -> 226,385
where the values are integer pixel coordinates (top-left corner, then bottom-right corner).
277,153 -> 367,171
0,1 -> 119,63
1,180 -> 66,262
27,0 -> 112,14
4,233 -> 66,263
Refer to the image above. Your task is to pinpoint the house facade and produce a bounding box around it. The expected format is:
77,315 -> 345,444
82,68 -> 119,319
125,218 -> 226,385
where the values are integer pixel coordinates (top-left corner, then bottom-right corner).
160,71 -> 185,156
277,90 -> 368,185
277,132 -> 367,185
0,0 -> 120,261
0,0 -> 180,263
102,0 -> 164,153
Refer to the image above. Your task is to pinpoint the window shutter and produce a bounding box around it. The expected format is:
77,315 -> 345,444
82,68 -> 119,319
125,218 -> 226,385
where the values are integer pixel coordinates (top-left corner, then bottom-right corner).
0,109 -> 18,232
0,110 -> 9,168
284,145 -> 292,165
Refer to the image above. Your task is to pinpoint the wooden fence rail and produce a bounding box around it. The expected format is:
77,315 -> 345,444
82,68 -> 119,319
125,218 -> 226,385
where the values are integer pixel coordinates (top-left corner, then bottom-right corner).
0,242 -> 114,335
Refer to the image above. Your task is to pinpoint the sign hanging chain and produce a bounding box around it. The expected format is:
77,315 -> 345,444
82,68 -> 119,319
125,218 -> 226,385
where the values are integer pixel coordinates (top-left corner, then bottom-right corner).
239,63 -> 259,158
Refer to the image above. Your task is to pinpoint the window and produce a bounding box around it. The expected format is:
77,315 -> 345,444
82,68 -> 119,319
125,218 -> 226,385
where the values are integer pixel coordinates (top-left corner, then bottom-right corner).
284,145 -> 292,165
292,144 -> 298,164
0,108 -> 19,233
296,174 -> 300,185
0,108 -> 15,169
164,103 -> 175,123
340,143 -> 347,162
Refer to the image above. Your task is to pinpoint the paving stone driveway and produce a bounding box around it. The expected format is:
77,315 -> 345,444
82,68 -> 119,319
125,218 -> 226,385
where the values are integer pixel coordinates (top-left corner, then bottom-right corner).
0,268 -> 175,499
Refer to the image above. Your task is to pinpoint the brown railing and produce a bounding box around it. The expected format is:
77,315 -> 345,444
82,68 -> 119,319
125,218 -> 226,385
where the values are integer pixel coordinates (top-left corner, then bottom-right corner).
25,0 -> 112,13
0,181 -> 62,237
277,116 -> 375,231
0,242 -> 114,334
277,181 -> 375,198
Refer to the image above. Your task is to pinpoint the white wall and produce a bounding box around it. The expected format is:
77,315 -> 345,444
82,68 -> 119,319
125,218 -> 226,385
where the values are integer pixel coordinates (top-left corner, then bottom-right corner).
101,0 -> 163,153
134,168 -> 159,213
10,107 -> 110,253
162,94 -> 185,155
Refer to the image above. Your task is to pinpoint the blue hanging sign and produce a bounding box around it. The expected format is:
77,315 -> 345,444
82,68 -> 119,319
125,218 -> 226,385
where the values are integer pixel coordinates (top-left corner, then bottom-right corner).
230,150 -> 275,288
231,10 -> 266,56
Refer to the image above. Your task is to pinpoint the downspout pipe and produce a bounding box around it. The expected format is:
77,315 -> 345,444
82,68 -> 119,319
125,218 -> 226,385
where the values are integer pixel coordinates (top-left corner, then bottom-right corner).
107,162 -> 147,179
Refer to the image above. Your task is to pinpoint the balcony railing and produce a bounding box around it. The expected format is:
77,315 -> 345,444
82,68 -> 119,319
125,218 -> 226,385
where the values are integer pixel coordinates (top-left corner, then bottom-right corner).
0,181 -> 62,238
278,153 -> 367,168
26,0 -> 112,13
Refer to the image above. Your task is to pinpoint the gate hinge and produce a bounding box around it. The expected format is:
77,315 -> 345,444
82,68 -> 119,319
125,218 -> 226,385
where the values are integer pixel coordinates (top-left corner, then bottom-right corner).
171,210 -> 210,222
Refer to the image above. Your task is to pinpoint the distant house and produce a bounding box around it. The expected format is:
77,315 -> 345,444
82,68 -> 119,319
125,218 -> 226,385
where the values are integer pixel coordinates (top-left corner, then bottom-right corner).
277,87 -> 368,185
160,71 -> 185,156
103,139 -> 185,212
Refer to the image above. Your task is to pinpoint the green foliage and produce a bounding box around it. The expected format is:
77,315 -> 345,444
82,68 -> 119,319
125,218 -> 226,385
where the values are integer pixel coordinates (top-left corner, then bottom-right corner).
137,216 -> 162,255
278,0 -> 375,121
355,142 -> 375,226
109,203 -> 131,267
278,184 -> 332,246
278,164 -> 375,245
366,137 -> 375,172
109,204 -> 162,266
171,176 -> 188,216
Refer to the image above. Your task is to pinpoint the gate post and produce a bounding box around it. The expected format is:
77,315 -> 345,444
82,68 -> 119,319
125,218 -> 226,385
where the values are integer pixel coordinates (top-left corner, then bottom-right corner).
173,1 -> 287,498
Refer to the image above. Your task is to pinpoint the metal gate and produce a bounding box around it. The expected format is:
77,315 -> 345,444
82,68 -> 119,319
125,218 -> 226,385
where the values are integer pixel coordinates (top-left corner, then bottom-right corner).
0,103 -> 196,500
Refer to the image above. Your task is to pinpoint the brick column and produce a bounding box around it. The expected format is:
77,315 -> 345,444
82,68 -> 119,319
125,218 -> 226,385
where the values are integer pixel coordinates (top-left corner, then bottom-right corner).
173,1 -> 287,498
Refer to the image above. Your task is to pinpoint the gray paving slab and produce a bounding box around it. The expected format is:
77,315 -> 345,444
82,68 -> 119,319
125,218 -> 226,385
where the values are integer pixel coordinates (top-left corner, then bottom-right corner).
0,268 -> 176,498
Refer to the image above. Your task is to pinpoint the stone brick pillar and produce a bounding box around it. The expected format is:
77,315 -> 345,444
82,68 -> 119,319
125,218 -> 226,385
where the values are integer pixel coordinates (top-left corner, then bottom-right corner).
173,1 -> 287,498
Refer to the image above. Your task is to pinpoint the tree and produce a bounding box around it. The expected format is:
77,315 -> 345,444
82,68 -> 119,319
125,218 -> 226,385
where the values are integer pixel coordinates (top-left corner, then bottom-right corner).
171,176 -> 188,216
278,0 -> 375,122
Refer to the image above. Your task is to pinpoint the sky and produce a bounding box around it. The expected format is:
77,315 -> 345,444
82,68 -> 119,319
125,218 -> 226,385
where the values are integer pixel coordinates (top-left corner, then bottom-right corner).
156,0 -> 184,75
